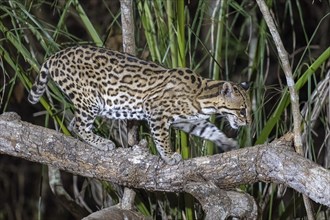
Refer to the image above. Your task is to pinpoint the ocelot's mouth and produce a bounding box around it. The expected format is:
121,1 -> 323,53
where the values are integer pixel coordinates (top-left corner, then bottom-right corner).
231,123 -> 239,129
226,115 -> 247,129
228,118 -> 239,129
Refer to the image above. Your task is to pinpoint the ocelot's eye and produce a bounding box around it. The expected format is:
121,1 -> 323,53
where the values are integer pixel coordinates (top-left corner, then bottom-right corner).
240,108 -> 246,117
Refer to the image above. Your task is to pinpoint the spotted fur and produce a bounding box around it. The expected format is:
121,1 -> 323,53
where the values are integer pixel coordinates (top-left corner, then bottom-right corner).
28,45 -> 251,165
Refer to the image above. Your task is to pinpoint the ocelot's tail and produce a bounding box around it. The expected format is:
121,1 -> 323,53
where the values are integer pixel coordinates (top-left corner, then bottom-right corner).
28,62 -> 50,104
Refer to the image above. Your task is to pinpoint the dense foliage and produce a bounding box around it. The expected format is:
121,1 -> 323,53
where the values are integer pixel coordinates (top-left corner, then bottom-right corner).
0,0 -> 329,219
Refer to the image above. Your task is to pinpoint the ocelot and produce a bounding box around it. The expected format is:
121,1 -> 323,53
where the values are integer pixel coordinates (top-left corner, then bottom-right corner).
28,45 -> 251,165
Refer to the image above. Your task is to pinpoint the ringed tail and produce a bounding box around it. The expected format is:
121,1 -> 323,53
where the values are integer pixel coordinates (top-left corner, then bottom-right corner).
28,61 -> 50,104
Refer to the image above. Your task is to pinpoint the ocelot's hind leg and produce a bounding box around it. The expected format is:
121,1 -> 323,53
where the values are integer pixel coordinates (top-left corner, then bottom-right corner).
70,97 -> 115,151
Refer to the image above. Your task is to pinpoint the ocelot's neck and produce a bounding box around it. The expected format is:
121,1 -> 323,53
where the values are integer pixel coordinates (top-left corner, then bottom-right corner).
196,80 -> 226,115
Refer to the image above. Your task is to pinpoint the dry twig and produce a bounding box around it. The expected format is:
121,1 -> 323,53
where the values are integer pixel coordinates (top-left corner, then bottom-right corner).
255,0 -> 314,218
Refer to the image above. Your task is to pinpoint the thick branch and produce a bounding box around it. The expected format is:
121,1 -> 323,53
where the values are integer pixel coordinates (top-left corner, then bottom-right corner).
0,112 -> 329,207
185,183 -> 258,220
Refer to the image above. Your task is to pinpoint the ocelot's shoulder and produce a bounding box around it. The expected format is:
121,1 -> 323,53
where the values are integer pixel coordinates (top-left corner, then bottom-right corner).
167,67 -> 196,75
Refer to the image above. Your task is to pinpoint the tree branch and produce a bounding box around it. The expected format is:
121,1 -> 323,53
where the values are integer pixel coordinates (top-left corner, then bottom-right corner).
120,0 -> 136,54
185,183 -> 258,220
255,1 -> 313,218
1,112 -> 330,210
110,0 -> 138,213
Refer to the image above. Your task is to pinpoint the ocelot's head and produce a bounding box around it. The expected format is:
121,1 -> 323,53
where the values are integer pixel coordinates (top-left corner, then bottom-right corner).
220,82 -> 251,129
199,81 -> 252,129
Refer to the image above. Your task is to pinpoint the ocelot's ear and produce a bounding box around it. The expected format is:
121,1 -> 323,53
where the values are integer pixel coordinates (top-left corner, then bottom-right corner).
221,82 -> 233,96
240,82 -> 250,90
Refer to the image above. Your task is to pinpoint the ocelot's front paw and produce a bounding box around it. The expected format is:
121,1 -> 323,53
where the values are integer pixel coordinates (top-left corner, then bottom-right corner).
215,138 -> 238,152
162,152 -> 182,165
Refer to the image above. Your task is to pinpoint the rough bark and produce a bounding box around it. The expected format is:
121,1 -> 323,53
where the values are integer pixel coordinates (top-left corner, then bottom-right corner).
185,183 -> 258,220
82,206 -> 149,220
1,112 -> 330,218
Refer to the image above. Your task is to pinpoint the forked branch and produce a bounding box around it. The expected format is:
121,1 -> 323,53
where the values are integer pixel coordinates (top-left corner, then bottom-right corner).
0,112 -> 329,211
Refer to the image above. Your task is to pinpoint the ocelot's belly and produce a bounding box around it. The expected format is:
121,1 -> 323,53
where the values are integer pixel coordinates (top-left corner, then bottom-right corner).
100,104 -> 146,120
